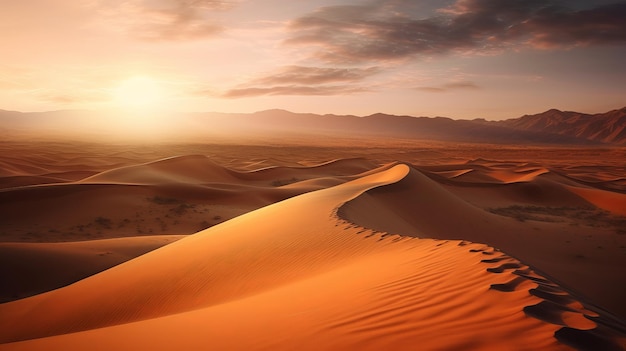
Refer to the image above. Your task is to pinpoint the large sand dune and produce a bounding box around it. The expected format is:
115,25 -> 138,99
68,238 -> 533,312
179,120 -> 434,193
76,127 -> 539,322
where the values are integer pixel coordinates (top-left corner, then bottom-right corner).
1,161 -> 625,350
1,143 -> 625,350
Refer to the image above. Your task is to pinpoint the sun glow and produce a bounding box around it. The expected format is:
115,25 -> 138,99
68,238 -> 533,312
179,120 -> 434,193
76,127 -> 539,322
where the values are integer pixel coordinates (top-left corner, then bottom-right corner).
111,76 -> 168,111
106,76 -> 176,139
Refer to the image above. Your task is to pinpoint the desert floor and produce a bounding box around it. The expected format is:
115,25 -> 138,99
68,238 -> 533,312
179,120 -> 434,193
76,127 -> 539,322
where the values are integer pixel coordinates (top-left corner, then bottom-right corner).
0,140 -> 625,350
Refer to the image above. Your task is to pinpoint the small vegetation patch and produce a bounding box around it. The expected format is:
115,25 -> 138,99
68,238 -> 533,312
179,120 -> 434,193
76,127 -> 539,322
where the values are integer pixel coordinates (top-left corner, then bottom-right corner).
147,196 -> 181,205
170,203 -> 195,215
94,216 -> 112,229
488,205 -> 626,232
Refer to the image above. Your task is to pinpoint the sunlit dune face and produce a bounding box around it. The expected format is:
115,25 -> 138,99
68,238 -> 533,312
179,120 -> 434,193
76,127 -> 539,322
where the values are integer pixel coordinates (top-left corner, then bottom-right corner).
112,76 -> 166,110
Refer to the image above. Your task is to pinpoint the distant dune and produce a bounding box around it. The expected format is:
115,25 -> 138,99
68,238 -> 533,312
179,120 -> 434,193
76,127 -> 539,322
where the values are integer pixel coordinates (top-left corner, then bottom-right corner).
1,142 -> 626,350
1,106 -> 625,144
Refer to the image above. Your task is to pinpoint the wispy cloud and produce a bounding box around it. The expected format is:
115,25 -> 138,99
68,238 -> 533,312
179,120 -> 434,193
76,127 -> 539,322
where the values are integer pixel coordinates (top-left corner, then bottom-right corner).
223,85 -> 370,98
39,94 -> 78,104
222,65 -> 379,98
416,81 -> 480,93
96,0 -> 239,40
253,66 -> 380,85
285,0 -> 626,63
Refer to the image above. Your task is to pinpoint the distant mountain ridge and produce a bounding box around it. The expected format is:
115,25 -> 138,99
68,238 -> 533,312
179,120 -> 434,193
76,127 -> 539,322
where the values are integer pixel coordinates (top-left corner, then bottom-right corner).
1,107 -> 625,145
495,107 -> 626,144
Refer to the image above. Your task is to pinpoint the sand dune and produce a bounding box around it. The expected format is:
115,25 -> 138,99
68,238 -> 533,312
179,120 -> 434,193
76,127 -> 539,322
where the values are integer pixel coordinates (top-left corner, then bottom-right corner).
341,163 -> 626,321
81,155 -> 379,185
0,156 -> 381,242
0,163 -> 405,343
2,164 -> 624,350
568,186 -> 626,216
1,144 -> 625,350
80,155 -> 245,185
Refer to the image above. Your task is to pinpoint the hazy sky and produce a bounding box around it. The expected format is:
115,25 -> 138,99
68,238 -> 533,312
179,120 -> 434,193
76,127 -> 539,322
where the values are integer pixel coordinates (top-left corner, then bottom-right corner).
1,0 -> 625,119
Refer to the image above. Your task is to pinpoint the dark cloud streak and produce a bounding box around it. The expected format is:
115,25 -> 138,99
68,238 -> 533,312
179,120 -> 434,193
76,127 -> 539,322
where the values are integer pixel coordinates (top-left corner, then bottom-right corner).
222,65 -> 378,98
416,81 -> 480,93
286,0 -> 626,63
254,66 -> 380,85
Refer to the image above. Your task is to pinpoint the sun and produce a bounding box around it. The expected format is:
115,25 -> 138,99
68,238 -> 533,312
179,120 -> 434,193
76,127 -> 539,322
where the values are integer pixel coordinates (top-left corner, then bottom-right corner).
111,76 -> 167,111
107,76 -> 176,138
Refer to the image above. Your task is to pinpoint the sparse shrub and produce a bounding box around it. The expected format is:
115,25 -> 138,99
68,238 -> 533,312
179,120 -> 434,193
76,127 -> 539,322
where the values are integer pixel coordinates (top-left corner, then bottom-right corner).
147,196 -> 180,205
94,217 -> 112,229
488,205 -> 626,229
170,203 -> 194,215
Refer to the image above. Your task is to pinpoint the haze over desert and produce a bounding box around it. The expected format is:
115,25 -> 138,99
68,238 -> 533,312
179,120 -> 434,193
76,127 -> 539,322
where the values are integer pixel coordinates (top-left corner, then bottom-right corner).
2,0 -> 626,350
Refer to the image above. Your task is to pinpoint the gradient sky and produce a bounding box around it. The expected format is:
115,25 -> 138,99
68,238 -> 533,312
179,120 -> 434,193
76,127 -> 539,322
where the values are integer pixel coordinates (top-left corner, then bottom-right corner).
1,0 -> 625,120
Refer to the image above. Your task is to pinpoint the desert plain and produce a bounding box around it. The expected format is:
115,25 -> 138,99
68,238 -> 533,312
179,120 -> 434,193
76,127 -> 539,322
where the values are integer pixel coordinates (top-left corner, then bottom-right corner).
0,138 -> 625,350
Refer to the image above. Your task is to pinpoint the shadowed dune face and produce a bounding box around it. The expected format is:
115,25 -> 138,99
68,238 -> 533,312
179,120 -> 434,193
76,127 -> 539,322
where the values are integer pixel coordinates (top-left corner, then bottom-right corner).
1,142 -> 625,350
0,236 -> 185,303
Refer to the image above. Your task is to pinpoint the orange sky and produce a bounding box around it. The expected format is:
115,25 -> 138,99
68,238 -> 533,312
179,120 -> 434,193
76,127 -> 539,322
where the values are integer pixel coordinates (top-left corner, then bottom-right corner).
1,0 -> 625,120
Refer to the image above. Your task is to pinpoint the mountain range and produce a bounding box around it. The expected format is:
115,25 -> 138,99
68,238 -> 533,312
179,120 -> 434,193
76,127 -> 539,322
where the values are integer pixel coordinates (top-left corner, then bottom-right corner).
494,107 -> 626,144
1,106 -> 625,145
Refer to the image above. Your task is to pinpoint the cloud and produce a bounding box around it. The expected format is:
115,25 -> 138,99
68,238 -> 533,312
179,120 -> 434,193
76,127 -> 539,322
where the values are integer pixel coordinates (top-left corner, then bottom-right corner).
41,94 -> 78,104
510,2 -> 626,48
285,0 -> 626,63
253,66 -> 380,85
416,81 -> 480,93
96,0 -> 239,40
223,85 -> 370,98
221,65 -> 379,98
